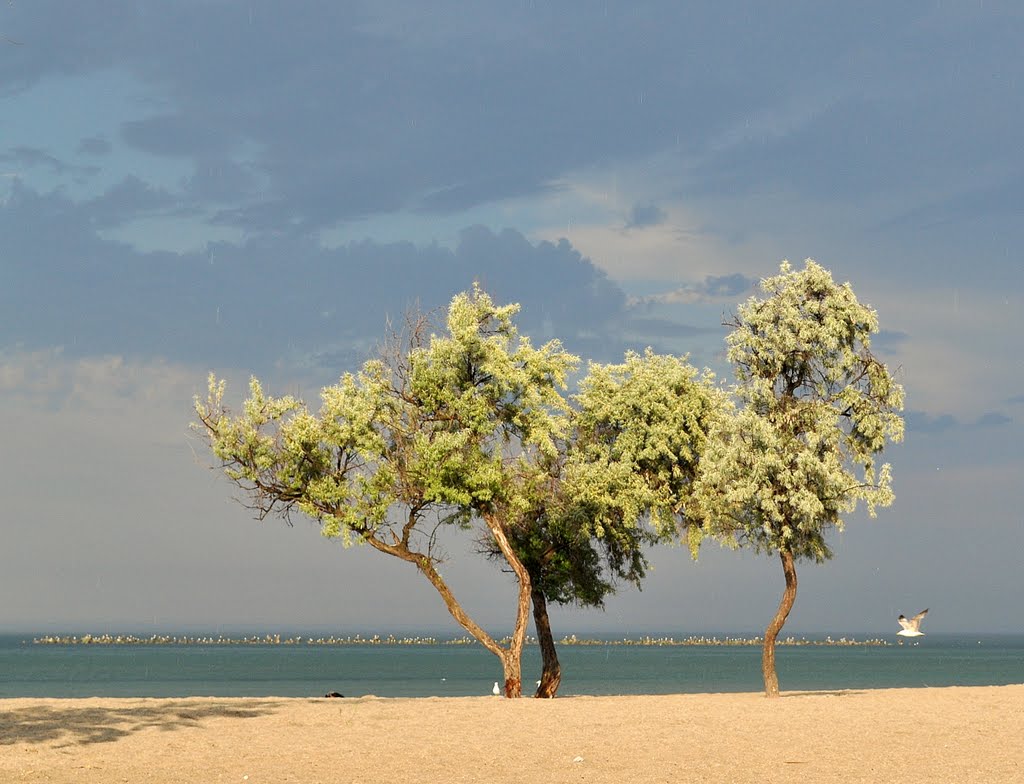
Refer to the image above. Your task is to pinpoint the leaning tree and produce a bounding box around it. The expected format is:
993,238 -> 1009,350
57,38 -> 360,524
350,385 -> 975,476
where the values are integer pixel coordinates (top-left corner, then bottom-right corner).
692,259 -> 904,697
194,285 -> 577,697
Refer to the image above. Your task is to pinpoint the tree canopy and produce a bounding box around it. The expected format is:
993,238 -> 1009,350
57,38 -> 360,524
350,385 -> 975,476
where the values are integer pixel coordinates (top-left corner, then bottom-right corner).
692,259 -> 904,696
570,349 -> 728,553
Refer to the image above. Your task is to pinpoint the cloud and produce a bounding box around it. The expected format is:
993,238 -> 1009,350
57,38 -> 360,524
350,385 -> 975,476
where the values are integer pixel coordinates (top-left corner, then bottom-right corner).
974,412 -> 1012,428
0,347 -> 198,420
630,273 -> 756,306
872,329 -> 910,353
1,182 -> 638,375
184,157 -> 261,204
0,146 -> 99,179
621,316 -> 720,340
905,411 -> 959,435
83,176 -> 183,227
417,176 -> 565,215
8,1 -> 983,236
77,136 -> 112,156
121,114 -> 236,159
905,409 -> 1015,435
626,203 -> 667,229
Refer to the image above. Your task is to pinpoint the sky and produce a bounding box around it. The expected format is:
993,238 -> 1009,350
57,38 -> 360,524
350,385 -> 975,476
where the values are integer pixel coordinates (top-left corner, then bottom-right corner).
2,1 -> 1022,637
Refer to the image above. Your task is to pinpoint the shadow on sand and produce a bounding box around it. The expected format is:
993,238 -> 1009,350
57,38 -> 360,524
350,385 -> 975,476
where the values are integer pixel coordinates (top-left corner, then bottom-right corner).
0,700 -> 284,746
782,690 -> 866,698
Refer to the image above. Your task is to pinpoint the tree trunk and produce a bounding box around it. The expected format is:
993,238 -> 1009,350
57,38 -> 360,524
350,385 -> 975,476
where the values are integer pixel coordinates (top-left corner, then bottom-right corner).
762,548 -> 798,698
366,535 -> 526,695
531,587 -> 561,698
367,514 -> 532,698
498,650 -> 522,699
485,513 -> 532,698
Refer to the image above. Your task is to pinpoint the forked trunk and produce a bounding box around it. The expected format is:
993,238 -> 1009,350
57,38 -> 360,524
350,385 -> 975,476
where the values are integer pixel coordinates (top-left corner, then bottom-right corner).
367,520 -> 531,698
531,587 -> 561,698
762,548 -> 798,698
485,513 -> 533,698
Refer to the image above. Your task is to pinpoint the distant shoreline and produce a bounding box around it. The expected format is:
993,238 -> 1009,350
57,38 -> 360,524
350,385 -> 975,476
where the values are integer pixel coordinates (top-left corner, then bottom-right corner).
31,632 -> 891,647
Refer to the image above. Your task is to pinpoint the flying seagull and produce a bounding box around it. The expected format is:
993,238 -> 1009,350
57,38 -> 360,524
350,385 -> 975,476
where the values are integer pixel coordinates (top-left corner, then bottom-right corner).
897,608 -> 929,637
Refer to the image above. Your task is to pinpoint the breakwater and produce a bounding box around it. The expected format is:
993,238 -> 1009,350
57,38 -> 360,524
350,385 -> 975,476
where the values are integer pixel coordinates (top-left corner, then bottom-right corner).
32,633 -> 890,647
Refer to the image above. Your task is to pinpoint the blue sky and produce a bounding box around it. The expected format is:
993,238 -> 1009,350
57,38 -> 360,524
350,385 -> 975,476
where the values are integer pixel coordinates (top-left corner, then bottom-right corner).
2,1 -> 1022,636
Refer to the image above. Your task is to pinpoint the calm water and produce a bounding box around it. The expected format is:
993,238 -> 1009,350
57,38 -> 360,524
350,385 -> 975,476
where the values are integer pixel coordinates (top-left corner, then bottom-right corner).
1,634 -> 1021,698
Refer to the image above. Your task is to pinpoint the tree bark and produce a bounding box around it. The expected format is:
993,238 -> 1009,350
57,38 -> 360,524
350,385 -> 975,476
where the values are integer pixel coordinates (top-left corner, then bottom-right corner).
531,587 -> 561,698
484,513 -> 532,698
366,535 -> 528,695
365,514 -> 532,698
366,537 -> 505,654
762,548 -> 798,698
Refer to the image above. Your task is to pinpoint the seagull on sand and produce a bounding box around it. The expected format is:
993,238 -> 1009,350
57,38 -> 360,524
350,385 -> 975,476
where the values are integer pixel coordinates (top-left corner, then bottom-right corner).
897,609 -> 929,637
492,682 -> 501,696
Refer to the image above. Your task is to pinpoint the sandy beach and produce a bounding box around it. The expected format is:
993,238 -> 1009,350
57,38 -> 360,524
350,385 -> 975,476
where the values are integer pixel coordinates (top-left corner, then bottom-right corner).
2,685 -> 1022,783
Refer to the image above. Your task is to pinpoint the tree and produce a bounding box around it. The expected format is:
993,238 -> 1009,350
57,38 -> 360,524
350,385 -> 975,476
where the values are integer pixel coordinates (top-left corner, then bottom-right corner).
193,285 -> 578,697
692,260 -> 904,697
480,453 -> 650,699
481,349 -> 727,697
481,495 -> 647,704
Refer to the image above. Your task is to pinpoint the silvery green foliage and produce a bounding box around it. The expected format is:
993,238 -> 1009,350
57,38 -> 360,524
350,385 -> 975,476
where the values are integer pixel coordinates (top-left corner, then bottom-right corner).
404,285 -> 578,517
480,349 -> 726,610
194,284 -> 578,552
692,260 -> 905,561
569,349 -> 729,553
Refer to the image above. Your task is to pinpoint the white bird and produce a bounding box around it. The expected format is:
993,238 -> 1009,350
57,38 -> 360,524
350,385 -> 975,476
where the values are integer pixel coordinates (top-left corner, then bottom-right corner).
897,608 -> 929,637
492,681 -> 501,696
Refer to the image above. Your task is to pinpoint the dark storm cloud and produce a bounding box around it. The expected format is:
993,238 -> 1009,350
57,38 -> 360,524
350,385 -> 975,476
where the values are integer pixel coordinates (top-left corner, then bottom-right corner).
121,115 -> 235,158
184,157 -> 260,203
5,1 -> 982,234
703,273 -> 751,299
870,175 -> 1024,289
904,411 -> 958,435
872,330 -> 909,353
680,13 -> 1024,230
631,273 -> 756,307
0,146 -> 99,178
77,136 -> 112,156
416,176 -> 565,214
905,409 -> 1015,435
81,176 -> 182,227
626,204 -> 667,229
622,317 -> 720,341
1,183 -> 630,375
974,412 -> 1012,428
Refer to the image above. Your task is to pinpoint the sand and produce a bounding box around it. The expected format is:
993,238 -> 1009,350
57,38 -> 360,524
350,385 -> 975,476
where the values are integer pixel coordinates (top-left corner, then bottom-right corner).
2,685 -> 1022,783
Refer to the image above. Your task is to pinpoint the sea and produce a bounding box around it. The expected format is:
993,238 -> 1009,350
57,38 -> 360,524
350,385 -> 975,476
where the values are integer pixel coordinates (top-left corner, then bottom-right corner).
2,633 -> 1022,699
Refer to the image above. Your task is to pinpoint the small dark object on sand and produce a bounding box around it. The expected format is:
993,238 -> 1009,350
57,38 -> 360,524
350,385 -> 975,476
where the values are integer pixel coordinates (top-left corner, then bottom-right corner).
324,691 -> 345,698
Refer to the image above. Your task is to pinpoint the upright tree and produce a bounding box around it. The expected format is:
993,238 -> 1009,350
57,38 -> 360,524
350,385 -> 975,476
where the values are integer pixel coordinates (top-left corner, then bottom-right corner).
481,349 -> 726,697
480,455 -> 651,698
194,285 -> 577,697
692,260 -> 904,697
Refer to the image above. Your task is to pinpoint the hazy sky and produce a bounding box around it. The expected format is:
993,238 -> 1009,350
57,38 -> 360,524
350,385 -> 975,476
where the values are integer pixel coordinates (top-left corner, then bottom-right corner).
3,2 -> 1022,636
